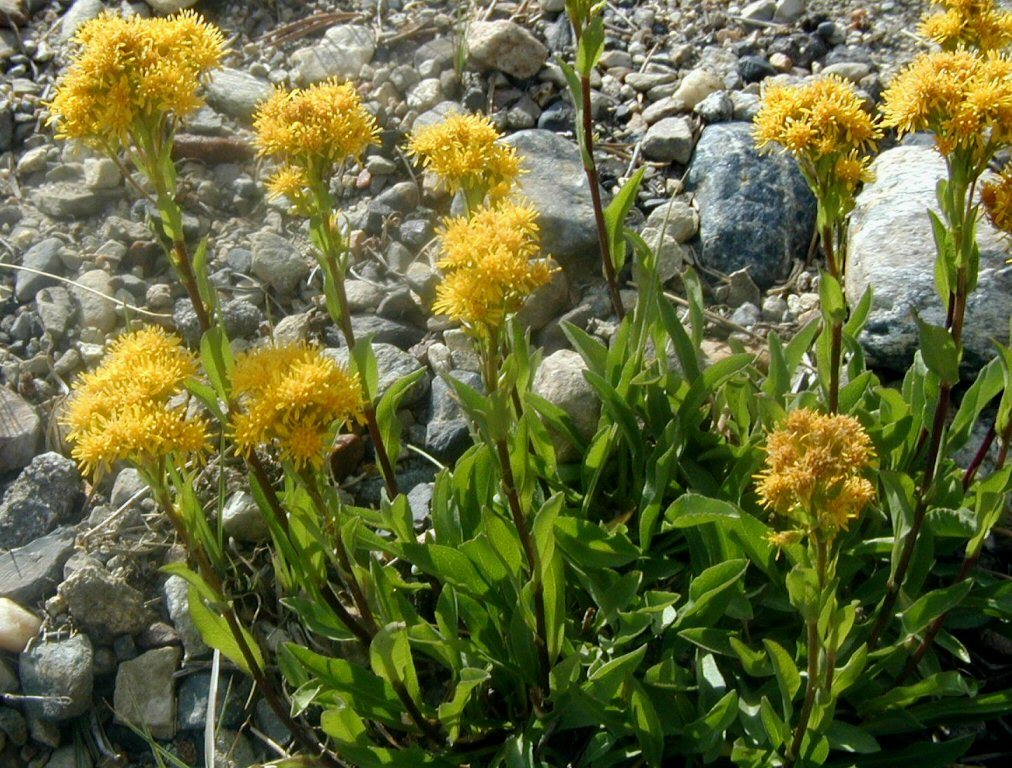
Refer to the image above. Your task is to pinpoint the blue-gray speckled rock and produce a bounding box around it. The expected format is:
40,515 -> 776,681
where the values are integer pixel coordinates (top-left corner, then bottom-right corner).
686,122 -> 816,288
846,143 -> 1012,372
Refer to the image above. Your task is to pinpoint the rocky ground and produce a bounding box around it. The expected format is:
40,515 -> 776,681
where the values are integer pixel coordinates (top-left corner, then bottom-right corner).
0,0 -> 1010,766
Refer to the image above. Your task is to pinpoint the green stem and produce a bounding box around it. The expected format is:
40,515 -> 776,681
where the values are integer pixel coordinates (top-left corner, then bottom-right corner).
788,536 -> 829,765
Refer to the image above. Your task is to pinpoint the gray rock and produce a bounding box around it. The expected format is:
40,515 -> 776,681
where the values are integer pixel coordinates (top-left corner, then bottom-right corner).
328,343 -> 427,406
406,482 -> 435,528
19,635 -> 93,721
0,659 -> 16,695
83,158 -> 120,189
344,280 -> 384,312
425,371 -> 482,464
730,302 -> 761,327
59,565 -> 148,640
0,387 -> 40,473
0,104 -> 13,153
58,0 -> 104,42
177,671 -> 250,731
272,312 -> 312,345
0,528 -> 76,604
348,315 -> 425,350
0,453 -> 83,550
145,1 -> 198,13
673,69 -> 723,110
163,574 -> 209,660
251,231 -> 310,296
694,91 -> 734,123
774,0 -> 807,23
686,122 -> 815,288
71,269 -> 117,331
37,288 -> 74,340
762,294 -> 788,322
113,647 -> 180,740
467,20 -> 548,80
15,238 -> 64,303
532,350 -> 599,462
110,468 -> 148,509
213,728 -> 257,768
290,25 -> 375,85
222,492 -> 268,543
503,130 -> 603,269
516,261 -> 570,332
17,147 -> 48,176
846,145 -> 1012,371
31,183 -> 119,220
0,707 -> 26,747
725,269 -> 762,309
540,0 -> 566,11
642,117 -> 695,164
821,62 -> 873,84
742,0 -> 776,22
205,68 -> 274,120
44,745 -> 94,768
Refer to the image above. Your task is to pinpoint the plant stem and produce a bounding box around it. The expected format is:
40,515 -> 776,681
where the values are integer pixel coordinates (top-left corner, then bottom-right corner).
822,223 -> 843,414
788,617 -> 820,765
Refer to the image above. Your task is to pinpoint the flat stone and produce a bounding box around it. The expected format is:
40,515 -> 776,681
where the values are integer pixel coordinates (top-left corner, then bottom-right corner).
114,647 -> 180,740
19,634 -> 93,722
0,528 -> 76,604
504,129 -> 604,269
290,25 -> 375,85
642,117 -> 695,164
846,145 -> 1012,371
467,20 -> 548,80
685,122 -> 815,288
251,231 -> 311,296
59,565 -> 148,640
0,452 -> 83,550
31,183 -> 119,220
205,68 -> 274,120
0,387 -> 40,473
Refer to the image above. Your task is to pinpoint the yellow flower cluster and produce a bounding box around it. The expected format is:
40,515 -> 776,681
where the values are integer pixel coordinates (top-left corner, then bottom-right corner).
919,0 -> 1012,52
880,50 -> 1012,161
230,343 -> 364,469
48,11 -> 225,148
408,113 -> 522,202
754,75 -> 880,160
982,164 -> 1012,236
432,199 -> 555,333
755,409 -> 876,536
253,79 -> 379,177
65,327 -> 209,479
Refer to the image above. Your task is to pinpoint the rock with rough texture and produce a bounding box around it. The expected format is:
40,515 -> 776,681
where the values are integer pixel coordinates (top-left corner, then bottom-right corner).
205,68 -> 273,120
642,117 -> 695,164
114,647 -> 180,740
673,69 -> 724,110
504,130 -> 603,269
328,343 -> 428,405
686,122 -> 815,288
0,528 -> 76,604
0,452 -> 83,550
58,0 -> 104,42
290,25 -> 375,85
163,574 -> 209,660
177,672 -> 250,731
19,635 -> 93,721
59,565 -> 148,640
31,183 -> 120,219
15,237 -> 64,303
221,492 -> 268,543
425,371 -> 482,464
145,0 -> 198,13
467,20 -> 548,79
0,599 -> 40,653
640,200 -> 698,282
846,145 -> 1012,371
516,260 -> 570,332
251,231 -> 310,296
775,0 -> 807,23
71,269 -> 117,331
532,350 -> 600,462
0,388 -> 40,474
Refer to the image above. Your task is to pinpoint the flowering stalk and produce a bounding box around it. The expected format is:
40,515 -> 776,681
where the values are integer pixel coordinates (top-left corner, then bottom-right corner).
565,0 -> 625,320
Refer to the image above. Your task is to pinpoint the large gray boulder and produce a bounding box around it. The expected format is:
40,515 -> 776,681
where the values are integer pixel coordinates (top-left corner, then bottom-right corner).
846,144 -> 1012,371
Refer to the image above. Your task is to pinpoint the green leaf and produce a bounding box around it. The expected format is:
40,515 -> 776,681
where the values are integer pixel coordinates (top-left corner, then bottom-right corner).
187,585 -> 263,675
663,494 -> 741,529
824,736 -> 971,768
678,560 -> 748,626
576,14 -> 605,75
762,639 -> 801,718
351,339 -> 380,403
370,624 -> 422,708
630,680 -> 664,766
948,358 -> 1002,452
860,671 -> 973,714
585,645 -> 648,702
900,581 -> 973,637
554,517 -> 640,569
914,314 -> 959,385
603,167 -> 646,274
376,367 -> 427,467
437,668 -> 489,743
819,271 -> 847,323
825,721 -> 880,755
199,326 -> 233,401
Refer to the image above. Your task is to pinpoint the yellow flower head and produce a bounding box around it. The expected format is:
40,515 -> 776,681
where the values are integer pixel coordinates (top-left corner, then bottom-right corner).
408,113 -> 522,201
432,199 -> 555,333
230,343 -> 364,469
755,409 -> 876,535
880,49 -> 1012,162
64,326 -> 209,479
252,80 -> 379,170
982,163 -> 1012,236
754,75 -> 880,160
265,165 -> 311,209
919,0 -> 1012,52
48,10 -> 226,148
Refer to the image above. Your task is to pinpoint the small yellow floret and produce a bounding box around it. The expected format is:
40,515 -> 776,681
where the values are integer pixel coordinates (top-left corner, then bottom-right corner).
919,0 -> 1012,52
755,409 -> 876,535
408,113 -> 522,201
252,80 -> 379,167
48,11 -> 226,148
432,199 -> 555,333
230,343 -> 364,470
982,164 -> 1012,236
64,326 -> 209,479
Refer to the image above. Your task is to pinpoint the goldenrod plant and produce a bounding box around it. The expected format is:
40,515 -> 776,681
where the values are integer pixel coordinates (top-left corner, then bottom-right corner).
919,0 -> 1012,51
754,75 -> 880,412
52,5 -> 1012,768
